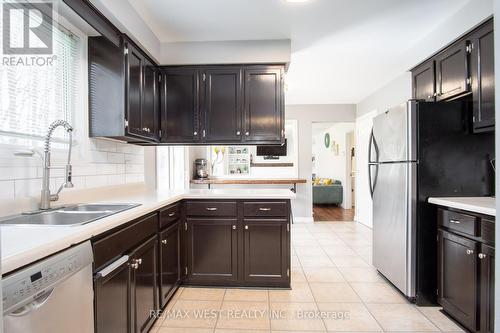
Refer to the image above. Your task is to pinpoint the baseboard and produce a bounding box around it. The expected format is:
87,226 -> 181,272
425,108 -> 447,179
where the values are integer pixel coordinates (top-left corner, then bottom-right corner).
293,217 -> 314,223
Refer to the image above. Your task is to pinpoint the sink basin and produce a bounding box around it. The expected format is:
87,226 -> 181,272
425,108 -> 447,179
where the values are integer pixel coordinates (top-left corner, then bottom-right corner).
0,203 -> 141,226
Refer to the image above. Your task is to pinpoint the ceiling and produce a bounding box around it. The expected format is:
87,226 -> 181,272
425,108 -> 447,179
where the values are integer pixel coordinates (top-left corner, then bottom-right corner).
128,0 -> 471,104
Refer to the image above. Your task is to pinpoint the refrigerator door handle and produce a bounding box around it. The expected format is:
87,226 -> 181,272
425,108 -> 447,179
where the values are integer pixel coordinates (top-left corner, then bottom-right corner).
368,163 -> 379,199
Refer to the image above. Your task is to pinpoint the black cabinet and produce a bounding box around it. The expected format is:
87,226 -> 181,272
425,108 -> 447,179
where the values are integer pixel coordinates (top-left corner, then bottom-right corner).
94,259 -> 131,333
435,39 -> 470,101
130,236 -> 158,333
161,68 -> 201,143
479,243 -> 495,333
437,208 -> 495,333
243,67 -> 284,143
159,221 -> 181,308
470,21 -> 495,133
204,68 -> 243,142
186,218 -> 239,284
243,219 -> 288,285
89,35 -> 160,143
160,64 -> 285,145
438,229 -> 478,331
412,59 -> 435,101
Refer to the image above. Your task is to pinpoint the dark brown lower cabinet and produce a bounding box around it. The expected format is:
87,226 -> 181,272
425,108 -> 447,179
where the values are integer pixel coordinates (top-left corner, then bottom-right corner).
243,219 -> 289,285
479,244 -> 495,333
159,221 -> 181,308
131,236 -> 159,333
186,218 -> 238,284
94,259 -> 131,333
438,229 -> 478,331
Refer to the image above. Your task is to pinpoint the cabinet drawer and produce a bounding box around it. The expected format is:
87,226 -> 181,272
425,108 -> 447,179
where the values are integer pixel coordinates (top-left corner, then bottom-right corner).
93,213 -> 158,270
186,201 -> 237,217
160,203 -> 181,229
438,209 -> 479,237
244,201 -> 288,217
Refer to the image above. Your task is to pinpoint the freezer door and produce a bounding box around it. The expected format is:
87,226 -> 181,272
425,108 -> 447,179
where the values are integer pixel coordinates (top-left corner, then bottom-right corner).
372,162 -> 414,296
372,103 -> 409,163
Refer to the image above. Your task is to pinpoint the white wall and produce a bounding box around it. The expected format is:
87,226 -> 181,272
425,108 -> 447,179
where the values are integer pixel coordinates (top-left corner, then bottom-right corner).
286,104 -> 356,220
312,122 -> 355,209
90,0 -> 161,61
160,39 -> 291,65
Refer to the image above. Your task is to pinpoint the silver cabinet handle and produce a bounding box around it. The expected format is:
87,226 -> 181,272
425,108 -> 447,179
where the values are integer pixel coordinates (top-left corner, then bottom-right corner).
131,263 -> 139,269
466,249 -> 474,255
449,219 -> 460,224
259,208 -> 271,211
245,132 -> 250,136
161,239 -> 167,245
194,131 -> 198,136
168,212 -> 176,217
206,207 -> 217,211
232,225 -> 236,230
236,130 -> 241,135
478,253 -> 486,259
427,95 -> 432,99
245,225 -> 249,230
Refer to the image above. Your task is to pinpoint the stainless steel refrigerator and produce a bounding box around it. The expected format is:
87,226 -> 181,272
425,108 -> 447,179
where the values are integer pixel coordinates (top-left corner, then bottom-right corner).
369,100 -> 494,305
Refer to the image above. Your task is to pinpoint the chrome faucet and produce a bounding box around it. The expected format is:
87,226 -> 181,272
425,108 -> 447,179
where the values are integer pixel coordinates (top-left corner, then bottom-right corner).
40,120 -> 74,210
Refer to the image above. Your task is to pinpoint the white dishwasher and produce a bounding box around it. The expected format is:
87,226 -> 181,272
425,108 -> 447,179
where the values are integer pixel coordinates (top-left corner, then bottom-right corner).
3,241 -> 94,333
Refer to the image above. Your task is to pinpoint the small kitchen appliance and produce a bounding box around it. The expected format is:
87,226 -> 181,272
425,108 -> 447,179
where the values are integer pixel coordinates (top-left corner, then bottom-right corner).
194,158 -> 209,179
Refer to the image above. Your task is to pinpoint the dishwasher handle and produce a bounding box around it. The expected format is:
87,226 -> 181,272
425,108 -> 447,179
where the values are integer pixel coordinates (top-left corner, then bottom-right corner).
96,255 -> 129,278
7,288 -> 54,317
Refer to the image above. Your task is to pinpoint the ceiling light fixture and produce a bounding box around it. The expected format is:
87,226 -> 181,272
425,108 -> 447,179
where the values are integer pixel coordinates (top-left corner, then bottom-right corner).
286,0 -> 310,3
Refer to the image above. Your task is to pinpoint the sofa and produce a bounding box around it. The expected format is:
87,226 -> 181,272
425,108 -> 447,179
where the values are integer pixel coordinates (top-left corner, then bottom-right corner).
312,180 -> 343,205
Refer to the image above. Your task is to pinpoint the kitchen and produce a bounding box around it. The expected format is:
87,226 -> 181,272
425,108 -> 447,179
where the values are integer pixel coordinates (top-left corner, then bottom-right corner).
0,0 -> 498,332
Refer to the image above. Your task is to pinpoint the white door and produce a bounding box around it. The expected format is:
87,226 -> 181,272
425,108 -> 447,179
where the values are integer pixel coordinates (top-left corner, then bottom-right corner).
355,110 -> 377,228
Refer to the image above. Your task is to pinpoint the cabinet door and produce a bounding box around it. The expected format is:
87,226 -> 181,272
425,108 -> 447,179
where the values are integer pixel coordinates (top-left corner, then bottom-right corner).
203,68 -> 243,143
125,41 -> 145,138
94,259 -> 132,333
142,60 -> 160,141
242,219 -> 289,286
438,229 -> 478,331
159,222 -> 180,308
479,243 -> 495,333
162,68 -> 201,143
187,218 -> 238,283
435,40 -> 470,101
412,60 -> 435,101
243,67 -> 283,143
131,236 -> 158,333
470,20 -> 495,133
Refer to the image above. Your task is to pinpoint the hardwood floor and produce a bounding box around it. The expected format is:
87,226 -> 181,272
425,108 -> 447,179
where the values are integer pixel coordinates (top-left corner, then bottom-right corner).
313,204 -> 355,221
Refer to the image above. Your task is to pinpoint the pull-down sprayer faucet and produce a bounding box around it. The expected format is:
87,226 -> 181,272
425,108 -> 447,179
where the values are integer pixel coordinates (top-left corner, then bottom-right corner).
40,120 -> 74,210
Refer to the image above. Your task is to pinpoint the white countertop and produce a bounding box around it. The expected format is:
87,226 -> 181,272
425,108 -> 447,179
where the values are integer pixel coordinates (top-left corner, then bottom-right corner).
428,197 -> 496,217
1,187 -> 295,275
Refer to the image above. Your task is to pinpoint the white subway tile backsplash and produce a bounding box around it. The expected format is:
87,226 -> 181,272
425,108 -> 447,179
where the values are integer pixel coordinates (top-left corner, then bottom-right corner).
107,152 -> 125,164
0,135 -> 144,202
0,181 -> 15,200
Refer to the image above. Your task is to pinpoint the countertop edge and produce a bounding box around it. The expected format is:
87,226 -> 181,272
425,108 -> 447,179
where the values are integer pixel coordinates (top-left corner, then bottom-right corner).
1,189 -> 295,275
428,197 -> 496,217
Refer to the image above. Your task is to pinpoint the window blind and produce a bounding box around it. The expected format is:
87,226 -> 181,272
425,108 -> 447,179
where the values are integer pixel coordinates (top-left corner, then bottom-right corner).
0,11 -> 80,146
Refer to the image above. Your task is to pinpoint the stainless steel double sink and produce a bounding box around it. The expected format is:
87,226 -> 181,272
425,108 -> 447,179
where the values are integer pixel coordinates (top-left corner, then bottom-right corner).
0,203 -> 140,226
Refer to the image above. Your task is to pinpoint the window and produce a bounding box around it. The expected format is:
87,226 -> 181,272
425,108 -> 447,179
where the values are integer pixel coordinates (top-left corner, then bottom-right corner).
0,15 -> 81,147
157,147 -> 187,190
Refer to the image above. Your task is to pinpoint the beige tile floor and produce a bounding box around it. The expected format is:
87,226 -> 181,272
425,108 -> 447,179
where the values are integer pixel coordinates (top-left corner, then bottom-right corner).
150,221 -> 465,333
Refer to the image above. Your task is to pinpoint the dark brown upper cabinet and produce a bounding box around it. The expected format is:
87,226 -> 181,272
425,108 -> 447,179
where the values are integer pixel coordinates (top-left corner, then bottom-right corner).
161,68 -> 201,143
203,67 -> 243,143
435,39 -> 470,101
412,59 -> 435,101
89,35 -> 160,143
159,64 -> 285,145
243,66 -> 284,144
470,20 -> 495,133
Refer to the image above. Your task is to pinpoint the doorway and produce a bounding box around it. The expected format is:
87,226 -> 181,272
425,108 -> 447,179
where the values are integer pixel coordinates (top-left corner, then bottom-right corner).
311,122 -> 355,222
